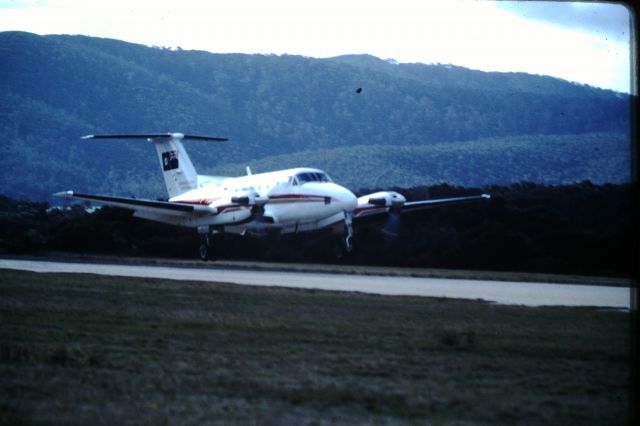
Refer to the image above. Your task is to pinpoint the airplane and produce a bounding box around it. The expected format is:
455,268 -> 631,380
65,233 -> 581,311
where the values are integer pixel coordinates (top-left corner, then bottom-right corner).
55,132 -> 491,260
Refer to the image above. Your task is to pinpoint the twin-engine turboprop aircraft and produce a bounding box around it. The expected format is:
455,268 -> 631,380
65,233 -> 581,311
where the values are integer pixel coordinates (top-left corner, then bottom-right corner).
55,133 -> 490,260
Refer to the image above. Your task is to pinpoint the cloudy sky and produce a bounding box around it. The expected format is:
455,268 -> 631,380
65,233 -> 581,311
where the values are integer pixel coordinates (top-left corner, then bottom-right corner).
0,0 -> 633,93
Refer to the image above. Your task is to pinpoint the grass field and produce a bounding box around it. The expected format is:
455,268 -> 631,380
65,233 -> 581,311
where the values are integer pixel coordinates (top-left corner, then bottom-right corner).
0,269 -> 631,425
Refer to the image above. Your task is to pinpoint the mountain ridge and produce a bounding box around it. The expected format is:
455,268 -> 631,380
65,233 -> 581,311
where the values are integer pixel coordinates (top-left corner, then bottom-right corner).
0,31 -> 631,200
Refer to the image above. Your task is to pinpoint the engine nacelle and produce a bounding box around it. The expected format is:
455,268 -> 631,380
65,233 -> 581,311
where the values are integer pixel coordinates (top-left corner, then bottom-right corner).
358,191 -> 406,208
230,188 -> 268,206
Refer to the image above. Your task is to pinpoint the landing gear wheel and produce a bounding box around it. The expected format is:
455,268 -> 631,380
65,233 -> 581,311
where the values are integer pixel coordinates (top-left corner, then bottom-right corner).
199,243 -> 210,261
334,241 -> 345,259
333,234 -> 353,260
199,234 -> 218,261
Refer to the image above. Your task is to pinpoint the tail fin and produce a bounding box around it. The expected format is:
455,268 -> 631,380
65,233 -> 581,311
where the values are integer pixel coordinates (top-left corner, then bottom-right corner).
82,133 -> 227,198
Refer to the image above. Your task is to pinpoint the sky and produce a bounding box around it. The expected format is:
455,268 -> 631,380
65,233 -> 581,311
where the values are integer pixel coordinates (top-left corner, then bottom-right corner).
0,0 -> 634,93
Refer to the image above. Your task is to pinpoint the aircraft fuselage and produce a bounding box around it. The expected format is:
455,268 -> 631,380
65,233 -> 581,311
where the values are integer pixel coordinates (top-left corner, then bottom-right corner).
155,167 -> 357,235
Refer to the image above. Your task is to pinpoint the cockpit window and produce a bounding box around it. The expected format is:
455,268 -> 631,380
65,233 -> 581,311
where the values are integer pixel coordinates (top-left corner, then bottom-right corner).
294,172 -> 331,184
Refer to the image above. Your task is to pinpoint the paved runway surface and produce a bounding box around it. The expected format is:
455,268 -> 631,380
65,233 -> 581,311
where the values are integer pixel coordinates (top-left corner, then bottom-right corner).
0,258 -> 631,308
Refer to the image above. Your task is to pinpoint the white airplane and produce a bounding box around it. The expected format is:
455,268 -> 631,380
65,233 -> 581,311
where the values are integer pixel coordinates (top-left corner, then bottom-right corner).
55,133 -> 490,260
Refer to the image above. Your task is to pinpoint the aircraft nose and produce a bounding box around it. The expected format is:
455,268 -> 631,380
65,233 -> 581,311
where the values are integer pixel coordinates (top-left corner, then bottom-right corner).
334,184 -> 357,211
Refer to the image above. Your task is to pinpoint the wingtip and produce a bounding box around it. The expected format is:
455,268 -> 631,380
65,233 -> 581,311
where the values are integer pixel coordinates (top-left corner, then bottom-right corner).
54,190 -> 74,197
481,194 -> 491,199
80,135 -> 94,140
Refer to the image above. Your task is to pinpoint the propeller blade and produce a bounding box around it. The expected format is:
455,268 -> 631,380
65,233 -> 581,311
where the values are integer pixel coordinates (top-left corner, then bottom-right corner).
380,210 -> 401,239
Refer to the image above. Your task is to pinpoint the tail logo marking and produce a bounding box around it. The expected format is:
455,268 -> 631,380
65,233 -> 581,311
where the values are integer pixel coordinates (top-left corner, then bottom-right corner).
162,151 -> 179,171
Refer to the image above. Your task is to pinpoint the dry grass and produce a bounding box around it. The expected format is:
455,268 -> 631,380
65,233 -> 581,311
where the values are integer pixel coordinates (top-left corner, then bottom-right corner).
0,268 -> 631,425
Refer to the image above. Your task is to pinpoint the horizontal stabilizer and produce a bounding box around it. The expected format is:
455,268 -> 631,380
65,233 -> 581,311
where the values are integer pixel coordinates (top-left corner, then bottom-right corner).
80,132 -> 227,198
81,133 -> 228,142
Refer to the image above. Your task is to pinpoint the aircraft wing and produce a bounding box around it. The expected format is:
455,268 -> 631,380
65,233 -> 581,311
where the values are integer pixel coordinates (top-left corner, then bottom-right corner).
351,192 -> 491,239
402,194 -> 491,212
354,192 -> 490,218
353,193 -> 491,223
54,191 -> 217,216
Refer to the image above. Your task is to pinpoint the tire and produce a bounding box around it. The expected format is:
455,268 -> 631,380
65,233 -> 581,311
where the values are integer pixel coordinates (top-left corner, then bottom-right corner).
199,243 -> 209,261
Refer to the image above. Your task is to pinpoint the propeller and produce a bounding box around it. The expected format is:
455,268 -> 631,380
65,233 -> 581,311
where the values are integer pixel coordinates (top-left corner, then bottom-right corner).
230,187 -> 268,208
232,187 -> 275,237
359,191 -> 407,239
381,207 -> 402,239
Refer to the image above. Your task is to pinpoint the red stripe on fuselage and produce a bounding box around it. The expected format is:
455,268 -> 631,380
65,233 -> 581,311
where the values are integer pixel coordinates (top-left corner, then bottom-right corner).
216,205 -> 243,213
174,198 -> 221,206
173,194 -> 331,211
173,200 -> 244,213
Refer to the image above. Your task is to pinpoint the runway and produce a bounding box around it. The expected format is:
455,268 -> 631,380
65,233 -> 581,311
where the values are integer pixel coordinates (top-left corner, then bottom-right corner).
0,258 -> 631,309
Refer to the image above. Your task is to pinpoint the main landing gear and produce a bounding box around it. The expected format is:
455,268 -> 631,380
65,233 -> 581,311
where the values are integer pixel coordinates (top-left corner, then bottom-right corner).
199,234 -> 218,261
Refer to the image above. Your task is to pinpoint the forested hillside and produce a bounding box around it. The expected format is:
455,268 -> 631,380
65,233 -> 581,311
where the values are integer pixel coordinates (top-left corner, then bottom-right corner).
0,183 -> 632,277
0,31 -> 631,200
213,133 -> 629,189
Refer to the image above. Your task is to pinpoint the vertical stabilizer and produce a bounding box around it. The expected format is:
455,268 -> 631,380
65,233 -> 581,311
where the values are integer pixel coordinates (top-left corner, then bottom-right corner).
81,132 -> 228,198
152,135 -> 198,198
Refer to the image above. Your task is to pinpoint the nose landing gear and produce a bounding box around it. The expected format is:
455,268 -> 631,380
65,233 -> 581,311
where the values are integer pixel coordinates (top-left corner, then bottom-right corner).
334,212 -> 354,259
